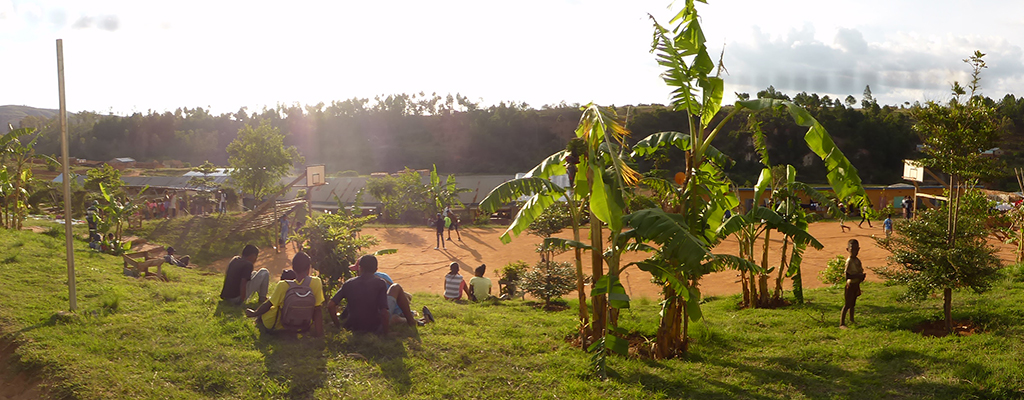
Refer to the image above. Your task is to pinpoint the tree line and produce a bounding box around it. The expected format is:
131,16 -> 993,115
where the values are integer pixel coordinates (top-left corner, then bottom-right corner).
12,88 -> 1024,188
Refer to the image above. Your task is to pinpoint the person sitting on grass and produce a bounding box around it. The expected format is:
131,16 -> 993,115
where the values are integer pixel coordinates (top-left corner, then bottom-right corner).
328,255 -> 432,333
245,252 -> 324,336
468,264 -> 492,302
164,247 -> 191,268
220,244 -> 270,306
840,239 -> 866,328
444,262 -> 471,301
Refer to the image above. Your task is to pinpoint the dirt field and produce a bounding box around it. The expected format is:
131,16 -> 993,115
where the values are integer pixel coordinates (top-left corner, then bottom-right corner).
208,221 -> 1018,300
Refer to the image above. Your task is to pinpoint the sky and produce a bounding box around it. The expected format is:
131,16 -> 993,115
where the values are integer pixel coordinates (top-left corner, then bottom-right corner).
2,0 -> 1022,115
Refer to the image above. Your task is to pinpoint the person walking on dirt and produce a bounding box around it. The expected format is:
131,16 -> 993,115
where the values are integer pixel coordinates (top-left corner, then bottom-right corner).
841,239 -> 866,328
434,213 -> 446,250
446,209 -> 462,242
838,202 -> 851,233
857,200 -> 873,228
883,214 -> 893,239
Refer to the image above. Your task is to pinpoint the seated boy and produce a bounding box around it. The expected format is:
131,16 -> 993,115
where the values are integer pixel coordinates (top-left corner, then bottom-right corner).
244,252 -> 324,336
164,247 -> 191,268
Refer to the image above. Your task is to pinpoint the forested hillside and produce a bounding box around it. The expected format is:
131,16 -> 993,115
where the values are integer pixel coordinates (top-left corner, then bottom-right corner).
10,90 -> 1024,187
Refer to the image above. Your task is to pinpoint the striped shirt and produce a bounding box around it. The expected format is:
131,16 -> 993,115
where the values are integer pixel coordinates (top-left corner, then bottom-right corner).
444,273 -> 464,299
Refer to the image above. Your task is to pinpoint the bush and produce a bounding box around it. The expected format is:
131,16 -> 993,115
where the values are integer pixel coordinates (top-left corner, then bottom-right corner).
819,255 -> 847,286
498,261 -> 528,283
338,170 -> 359,177
520,261 -> 576,305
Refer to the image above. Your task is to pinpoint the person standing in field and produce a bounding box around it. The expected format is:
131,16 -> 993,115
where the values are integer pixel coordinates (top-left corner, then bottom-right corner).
883,214 -> 893,239
446,209 -> 462,242
840,239 -> 866,328
433,213 -> 446,250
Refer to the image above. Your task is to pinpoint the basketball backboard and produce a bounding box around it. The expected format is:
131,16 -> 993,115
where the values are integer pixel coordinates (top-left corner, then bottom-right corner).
902,160 -> 924,182
306,165 -> 326,187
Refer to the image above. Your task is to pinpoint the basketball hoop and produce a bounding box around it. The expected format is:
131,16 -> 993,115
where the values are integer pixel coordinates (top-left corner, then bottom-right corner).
306,165 -> 326,187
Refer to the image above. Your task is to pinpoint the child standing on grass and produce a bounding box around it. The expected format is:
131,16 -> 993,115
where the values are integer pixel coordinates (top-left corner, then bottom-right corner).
841,239 -> 865,328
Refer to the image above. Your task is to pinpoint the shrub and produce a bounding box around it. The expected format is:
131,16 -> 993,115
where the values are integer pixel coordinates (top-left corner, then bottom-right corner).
819,255 -> 847,286
498,261 -> 528,283
520,261 -> 576,305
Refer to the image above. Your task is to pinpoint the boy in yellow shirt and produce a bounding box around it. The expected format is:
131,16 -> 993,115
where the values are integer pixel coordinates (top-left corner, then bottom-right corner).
245,252 -> 324,336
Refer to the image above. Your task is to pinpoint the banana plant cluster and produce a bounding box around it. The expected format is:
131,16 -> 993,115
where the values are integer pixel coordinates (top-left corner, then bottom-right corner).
95,182 -> 147,255
1,127 -> 57,230
613,0 -> 867,359
481,0 -> 868,367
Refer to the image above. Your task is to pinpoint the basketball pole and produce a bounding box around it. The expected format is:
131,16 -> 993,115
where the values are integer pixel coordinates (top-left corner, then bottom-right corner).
57,39 -> 76,311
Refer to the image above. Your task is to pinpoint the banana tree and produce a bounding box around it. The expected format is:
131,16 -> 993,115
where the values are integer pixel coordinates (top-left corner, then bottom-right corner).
613,0 -> 867,357
1,127 -> 57,230
97,183 -> 147,255
427,164 -> 471,212
480,105 -> 640,349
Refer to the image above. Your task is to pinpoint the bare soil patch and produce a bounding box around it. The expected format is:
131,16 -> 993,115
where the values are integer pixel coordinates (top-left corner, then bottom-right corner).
203,221 -> 1017,301
912,319 -> 981,337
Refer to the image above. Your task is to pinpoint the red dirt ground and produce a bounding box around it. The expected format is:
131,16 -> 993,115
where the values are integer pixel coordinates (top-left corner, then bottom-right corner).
207,221 -> 1018,300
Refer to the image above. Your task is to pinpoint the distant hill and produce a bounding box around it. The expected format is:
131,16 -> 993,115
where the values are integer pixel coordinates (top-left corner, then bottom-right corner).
0,105 -> 58,132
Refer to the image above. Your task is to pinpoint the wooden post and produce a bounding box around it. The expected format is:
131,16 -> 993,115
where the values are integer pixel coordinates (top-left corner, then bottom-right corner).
57,39 -> 76,311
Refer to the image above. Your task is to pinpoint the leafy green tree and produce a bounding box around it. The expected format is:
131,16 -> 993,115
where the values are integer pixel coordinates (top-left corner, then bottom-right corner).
294,212 -> 379,292
874,189 -> 1000,331
226,121 -> 303,202
879,51 -> 1004,332
84,164 -> 124,198
363,168 -> 430,223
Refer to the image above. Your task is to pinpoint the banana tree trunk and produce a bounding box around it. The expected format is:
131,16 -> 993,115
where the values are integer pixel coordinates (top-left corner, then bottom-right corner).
654,284 -> 683,359
590,217 -> 606,342
571,202 -> 590,347
773,237 -> 790,301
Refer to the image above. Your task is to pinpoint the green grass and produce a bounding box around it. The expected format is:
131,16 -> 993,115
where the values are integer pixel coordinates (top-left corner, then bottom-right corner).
127,213 -> 275,265
1,227 -> 1024,399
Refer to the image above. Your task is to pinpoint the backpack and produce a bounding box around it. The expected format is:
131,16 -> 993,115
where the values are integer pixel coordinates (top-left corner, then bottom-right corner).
279,277 -> 316,331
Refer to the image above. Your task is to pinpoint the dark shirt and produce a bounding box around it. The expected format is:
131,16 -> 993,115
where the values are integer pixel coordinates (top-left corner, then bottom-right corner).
434,217 -> 444,232
220,256 -> 253,300
331,275 -> 388,333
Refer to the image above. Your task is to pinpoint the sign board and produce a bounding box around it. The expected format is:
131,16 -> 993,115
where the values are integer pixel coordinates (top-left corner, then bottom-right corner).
902,159 -> 924,182
306,165 -> 326,187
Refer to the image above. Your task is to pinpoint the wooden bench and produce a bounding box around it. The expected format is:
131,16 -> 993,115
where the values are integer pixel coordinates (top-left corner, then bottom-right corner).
122,253 -> 167,281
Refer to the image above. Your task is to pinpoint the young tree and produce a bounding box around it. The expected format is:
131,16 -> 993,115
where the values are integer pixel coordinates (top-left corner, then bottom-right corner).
226,121 -> 303,203
875,189 -> 1000,331
878,51 -> 1004,332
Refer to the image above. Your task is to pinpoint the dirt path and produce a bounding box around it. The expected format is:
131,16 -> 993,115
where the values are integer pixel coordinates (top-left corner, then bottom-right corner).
203,221 -> 1018,300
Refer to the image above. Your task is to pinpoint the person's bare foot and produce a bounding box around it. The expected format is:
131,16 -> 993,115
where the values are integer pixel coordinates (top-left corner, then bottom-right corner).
839,324 -> 848,329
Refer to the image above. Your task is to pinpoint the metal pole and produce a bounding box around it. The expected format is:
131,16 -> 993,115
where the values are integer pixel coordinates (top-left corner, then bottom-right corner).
57,39 -> 76,311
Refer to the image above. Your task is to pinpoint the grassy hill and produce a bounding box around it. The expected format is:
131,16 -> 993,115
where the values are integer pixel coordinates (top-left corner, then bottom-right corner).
1,226 -> 1023,399
1,105 -> 58,132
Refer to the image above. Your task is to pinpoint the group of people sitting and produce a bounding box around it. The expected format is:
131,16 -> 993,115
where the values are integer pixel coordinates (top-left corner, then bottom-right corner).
443,262 -> 491,301
218,245 -> 433,337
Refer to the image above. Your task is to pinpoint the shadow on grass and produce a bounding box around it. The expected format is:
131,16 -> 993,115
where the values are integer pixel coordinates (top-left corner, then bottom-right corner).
256,334 -> 329,399
617,346 -> 986,399
325,326 -> 420,395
